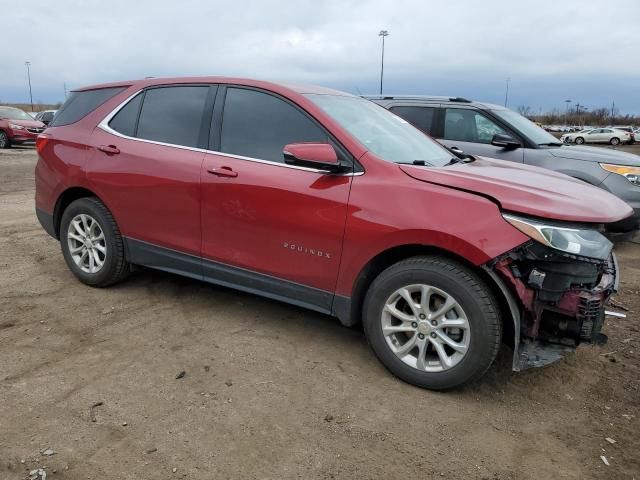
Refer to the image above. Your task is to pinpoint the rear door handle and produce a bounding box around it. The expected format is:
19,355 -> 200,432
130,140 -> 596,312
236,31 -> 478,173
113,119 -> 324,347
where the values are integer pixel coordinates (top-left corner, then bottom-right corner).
98,144 -> 120,155
207,166 -> 238,178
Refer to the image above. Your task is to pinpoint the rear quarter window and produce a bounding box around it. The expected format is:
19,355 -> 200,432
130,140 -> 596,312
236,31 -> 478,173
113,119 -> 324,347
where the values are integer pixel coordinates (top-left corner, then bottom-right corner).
109,93 -> 144,137
49,87 -> 125,127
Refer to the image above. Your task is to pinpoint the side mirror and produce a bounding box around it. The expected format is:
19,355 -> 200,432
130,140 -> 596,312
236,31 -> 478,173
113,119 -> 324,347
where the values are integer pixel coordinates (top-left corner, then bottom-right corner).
491,133 -> 521,149
283,143 -> 342,172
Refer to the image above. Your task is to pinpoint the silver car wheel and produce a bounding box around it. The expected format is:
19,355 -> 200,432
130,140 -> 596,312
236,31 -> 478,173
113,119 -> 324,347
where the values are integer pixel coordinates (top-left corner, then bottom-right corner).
381,284 -> 470,372
0,131 -> 7,148
67,214 -> 107,274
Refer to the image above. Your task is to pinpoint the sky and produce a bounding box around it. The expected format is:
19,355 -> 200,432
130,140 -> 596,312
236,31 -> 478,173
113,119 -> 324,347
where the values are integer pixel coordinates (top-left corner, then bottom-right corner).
1,0 -> 638,114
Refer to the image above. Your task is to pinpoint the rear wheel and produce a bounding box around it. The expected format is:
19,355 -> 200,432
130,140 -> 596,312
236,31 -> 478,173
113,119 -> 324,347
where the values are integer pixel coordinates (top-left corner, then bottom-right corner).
60,197 -> 129,287
574,136 -> 584,145
0,131 -> 10,149
609,137 -> 620,146
363,256 -> 502,390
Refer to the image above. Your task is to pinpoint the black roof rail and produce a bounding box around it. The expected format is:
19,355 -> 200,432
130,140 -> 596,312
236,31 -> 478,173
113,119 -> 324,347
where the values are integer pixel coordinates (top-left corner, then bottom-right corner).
364,95 -> 474,103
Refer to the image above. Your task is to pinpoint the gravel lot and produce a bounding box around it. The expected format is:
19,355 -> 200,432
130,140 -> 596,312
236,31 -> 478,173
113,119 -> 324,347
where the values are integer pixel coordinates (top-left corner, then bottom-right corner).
1,147 -> 638,479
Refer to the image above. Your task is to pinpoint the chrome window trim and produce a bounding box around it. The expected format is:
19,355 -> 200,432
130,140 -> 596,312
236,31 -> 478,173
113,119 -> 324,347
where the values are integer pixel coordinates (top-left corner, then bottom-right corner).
98,90 -> 363,176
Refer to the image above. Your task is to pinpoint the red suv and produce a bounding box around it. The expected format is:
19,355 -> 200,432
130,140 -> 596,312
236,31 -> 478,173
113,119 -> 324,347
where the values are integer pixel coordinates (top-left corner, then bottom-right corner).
35,77 -> 632,390
0,106 -> 46,148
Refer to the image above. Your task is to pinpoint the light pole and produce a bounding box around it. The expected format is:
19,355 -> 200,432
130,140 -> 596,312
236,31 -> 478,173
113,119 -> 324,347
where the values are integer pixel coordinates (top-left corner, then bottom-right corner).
25,61 -> 34,112
378,30 -> 389,95
504,77 -> 510,107
565,99 -> 571,126
575,103 -> 586,127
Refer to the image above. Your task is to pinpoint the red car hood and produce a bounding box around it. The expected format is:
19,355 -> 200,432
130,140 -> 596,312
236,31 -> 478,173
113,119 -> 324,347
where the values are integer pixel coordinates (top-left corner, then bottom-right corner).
400,157 -> 632,224
5,118 -> 45,128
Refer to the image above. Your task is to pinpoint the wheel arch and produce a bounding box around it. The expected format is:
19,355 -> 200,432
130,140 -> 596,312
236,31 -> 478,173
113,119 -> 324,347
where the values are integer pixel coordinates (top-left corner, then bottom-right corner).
334,244 -> 519,353
52,186 -> 104,238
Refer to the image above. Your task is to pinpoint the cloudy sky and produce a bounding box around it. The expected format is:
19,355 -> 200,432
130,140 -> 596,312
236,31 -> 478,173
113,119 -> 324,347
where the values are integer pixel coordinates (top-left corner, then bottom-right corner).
2,0 -> 638,113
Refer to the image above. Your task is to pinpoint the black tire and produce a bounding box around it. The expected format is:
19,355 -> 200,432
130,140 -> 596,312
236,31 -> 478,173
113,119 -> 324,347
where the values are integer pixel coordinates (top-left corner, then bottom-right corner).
59,197 -> 129,287
574,136 -> 584,145
609,137 -> 620,146
0,131 -> 10,149
362,256 -> 501,390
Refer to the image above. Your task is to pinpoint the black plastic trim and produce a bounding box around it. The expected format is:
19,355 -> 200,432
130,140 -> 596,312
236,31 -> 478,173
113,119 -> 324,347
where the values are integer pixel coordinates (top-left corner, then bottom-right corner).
36,208 -> 57,239
332,295 -> 354,326
124,237 -> 336,316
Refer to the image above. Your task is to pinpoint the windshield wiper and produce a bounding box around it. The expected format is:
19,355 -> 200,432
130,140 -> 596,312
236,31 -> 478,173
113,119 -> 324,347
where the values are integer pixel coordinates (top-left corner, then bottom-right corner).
538,142 -> 563,146
397,160 -> 436,167
444,155 -> 475,166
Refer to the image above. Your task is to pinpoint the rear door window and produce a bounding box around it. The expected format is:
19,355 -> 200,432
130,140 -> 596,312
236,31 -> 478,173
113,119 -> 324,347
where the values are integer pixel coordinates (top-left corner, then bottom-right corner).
219,87 -> 328,163
389,106 -> 436,134
136,86 -> 209,148
49,87 -> 125,127
443,108 -> 506,144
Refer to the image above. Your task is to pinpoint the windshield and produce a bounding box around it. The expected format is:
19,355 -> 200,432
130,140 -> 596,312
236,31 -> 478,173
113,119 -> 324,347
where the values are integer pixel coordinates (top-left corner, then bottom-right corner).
0,107 -> 33,121
306,94 -> 453,166
491,109 -> 561,145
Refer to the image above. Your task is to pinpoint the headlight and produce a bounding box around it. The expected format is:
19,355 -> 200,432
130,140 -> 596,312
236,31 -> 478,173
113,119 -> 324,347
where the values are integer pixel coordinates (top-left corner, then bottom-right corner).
600,163 -> 640,186
9,123 -> 25,130
503,214 -> 612,260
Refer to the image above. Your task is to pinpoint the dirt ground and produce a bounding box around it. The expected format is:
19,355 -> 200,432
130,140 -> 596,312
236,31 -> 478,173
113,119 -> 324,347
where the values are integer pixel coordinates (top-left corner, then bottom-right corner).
1,147 -> 638,480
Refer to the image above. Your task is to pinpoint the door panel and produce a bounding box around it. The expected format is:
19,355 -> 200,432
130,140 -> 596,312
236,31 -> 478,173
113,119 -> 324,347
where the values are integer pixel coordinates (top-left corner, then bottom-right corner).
88,128 -> 204,255
587,129 -> 603,143
201,155 -> 351,292
87,85 -> 212,256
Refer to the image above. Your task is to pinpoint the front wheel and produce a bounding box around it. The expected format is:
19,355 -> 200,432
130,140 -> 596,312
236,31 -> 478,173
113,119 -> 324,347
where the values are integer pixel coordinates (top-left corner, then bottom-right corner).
0,131 -> 10,149
60,197 -> 130,287
363,256 -> 502,390
574,136 -> 584,145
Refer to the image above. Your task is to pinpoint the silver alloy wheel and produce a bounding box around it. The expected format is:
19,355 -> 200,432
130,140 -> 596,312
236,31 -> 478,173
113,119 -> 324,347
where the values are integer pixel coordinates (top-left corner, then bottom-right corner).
67,214 -> 107,274
0,131 -> 7,148
381,284 -> 470,372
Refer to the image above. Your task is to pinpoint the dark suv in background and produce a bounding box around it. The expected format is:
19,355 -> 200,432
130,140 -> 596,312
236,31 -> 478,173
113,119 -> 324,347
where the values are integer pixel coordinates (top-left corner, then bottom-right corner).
370,96 -> 640,232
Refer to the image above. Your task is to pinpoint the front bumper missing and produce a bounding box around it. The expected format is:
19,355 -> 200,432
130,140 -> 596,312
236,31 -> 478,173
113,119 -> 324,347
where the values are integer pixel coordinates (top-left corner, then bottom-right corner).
488,243 -> 619,371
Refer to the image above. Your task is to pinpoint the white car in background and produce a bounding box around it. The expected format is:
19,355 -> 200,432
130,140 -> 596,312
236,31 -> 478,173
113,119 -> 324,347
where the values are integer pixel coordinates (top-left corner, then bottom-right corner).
561,127 -> 632,146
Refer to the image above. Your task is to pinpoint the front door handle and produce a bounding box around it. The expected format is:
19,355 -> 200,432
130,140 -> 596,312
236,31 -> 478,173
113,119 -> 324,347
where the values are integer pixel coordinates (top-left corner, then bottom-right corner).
207,166 -> 238,178
98,144 -> 120,155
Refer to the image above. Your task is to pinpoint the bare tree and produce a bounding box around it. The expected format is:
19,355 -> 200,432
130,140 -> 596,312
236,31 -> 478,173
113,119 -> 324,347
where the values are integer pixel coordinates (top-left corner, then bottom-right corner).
516,105 -> 532,117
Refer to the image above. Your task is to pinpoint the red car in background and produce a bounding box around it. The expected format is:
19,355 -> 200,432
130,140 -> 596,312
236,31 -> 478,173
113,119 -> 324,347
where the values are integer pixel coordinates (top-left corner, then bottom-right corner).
0,106 -> 46,148
34,77 -> 632,389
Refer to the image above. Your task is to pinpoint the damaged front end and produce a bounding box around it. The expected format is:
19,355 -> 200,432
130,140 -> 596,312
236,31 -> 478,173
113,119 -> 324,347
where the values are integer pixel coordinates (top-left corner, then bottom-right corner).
487,215 -> 618,371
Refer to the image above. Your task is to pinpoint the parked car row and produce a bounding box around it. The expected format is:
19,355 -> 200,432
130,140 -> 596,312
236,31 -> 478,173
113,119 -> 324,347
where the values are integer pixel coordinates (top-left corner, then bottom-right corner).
544,125 -> 583,132
33,77 -> 637,391
560,127 -> 635,145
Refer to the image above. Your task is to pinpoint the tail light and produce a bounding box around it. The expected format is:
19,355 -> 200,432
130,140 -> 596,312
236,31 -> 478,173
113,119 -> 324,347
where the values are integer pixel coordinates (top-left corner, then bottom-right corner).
36,134 -> 51,154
